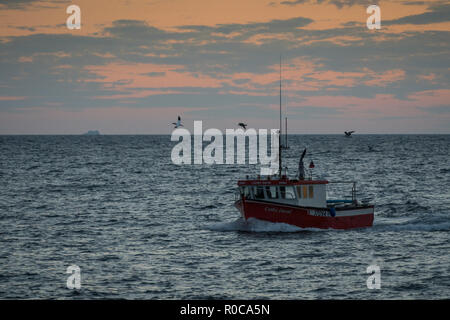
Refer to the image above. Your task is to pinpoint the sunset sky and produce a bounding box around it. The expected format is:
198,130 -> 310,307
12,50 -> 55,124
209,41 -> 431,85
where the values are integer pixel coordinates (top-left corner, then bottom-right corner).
0,0 -> 449,134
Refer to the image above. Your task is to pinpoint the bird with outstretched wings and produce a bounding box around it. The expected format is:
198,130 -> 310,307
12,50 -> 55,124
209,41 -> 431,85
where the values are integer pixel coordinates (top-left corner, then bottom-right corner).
172,116 -> 183,128
238,123 -> 247,130
345,131 -> 355,137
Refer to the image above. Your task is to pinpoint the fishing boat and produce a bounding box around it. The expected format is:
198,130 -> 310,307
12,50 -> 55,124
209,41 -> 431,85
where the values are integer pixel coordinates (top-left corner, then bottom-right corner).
233,59 -> 374,230
234,169 -> 375,230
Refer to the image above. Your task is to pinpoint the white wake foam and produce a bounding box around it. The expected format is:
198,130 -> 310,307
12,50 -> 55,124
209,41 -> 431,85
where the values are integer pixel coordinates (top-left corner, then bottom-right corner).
207,214 -> 450,233
207,217 -> 324,233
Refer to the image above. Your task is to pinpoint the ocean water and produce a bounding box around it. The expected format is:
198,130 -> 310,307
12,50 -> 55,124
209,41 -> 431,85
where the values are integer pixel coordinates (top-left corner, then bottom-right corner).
0,134 -> 449,299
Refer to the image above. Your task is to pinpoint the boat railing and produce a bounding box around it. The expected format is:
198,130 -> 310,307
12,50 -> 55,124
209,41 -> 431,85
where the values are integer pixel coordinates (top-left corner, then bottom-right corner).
234,190 -> 242,201
327,181 -> 357,203
240,173 -> 290,181
241,175 -> 276,180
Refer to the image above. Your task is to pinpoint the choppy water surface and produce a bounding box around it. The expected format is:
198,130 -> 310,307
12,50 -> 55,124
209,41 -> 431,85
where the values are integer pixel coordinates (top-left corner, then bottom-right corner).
0,135 -> 449,299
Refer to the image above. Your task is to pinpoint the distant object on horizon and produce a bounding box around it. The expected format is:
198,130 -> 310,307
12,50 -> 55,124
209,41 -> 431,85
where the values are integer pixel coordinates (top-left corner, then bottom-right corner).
172,116 -> 183,128
345,131 -> 355,137
238,122 -> 247,130
83,130 -> 100,135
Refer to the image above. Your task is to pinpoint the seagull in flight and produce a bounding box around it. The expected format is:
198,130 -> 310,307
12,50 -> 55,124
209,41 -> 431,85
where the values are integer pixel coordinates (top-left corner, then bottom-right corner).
344,131 -> 355,137
238,122 -> 247,130
172,116 -> 183,128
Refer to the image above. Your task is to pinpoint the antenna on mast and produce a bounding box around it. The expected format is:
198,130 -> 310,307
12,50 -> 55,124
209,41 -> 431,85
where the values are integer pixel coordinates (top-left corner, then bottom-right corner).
285,117 -> 288,149
278,55 -> 282,177
284,90 -> 289,149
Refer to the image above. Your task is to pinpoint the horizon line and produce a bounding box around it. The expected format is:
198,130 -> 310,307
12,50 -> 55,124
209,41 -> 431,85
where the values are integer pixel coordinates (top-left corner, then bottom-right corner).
1,133 -> 449,136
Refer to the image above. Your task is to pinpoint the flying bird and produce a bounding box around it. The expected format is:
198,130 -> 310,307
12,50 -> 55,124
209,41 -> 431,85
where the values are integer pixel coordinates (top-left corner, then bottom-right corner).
238,122 -> 247,130
172,116 -> 183,128
344,131 -> 355,137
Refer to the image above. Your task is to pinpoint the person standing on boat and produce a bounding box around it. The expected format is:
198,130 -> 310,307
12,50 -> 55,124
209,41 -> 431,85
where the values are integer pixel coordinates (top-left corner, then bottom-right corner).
299,148 -> 306,180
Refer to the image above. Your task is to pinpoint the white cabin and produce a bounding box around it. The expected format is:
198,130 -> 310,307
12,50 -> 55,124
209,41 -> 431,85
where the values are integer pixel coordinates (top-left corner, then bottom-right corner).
238,179 -> 328,208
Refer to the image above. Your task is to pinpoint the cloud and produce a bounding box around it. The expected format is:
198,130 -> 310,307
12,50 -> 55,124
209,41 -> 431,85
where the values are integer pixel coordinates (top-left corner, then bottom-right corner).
11,25 -> 36,32
103,20 -> 177,41
0,96 -> 26,101
176,16 -> 313,37
141,72 -> 166,77
0,0 -> 66,9
385,3 -> 450,25
0,0 -> 39,9
419,106 -> 450,114
280,0 -> 310,6
280,0 -> 379,8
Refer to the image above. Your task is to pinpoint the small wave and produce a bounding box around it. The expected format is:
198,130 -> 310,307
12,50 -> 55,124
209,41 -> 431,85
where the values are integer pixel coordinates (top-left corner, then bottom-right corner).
200,204 -> 217,210
372,214 -> 450,232
98,254 -> 121,262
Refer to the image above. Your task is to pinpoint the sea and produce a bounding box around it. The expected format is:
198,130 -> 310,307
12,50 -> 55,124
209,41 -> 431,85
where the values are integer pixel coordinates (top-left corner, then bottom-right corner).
0,134 -> 449,299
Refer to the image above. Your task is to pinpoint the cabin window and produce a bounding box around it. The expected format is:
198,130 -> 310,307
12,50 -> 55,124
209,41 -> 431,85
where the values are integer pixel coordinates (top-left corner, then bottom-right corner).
265,186 -> 278,199
285,186 -> 296,200
296,186 -> 302,199
279,186 -> 286,199
255,186 -> 265,199
243,186 -> 251,199
309,185 -> 314,198
302,186 -> 308,198
280,186 -> 295,199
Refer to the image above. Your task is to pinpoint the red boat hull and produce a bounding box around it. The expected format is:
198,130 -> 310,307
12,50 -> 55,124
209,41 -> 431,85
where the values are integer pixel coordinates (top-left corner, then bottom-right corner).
235,199 -> 374,230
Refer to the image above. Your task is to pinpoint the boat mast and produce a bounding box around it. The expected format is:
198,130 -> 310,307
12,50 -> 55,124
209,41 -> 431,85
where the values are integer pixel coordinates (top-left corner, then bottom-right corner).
279,55 -> 282,177
285,117 -> 288,148
283,66 -> 289,150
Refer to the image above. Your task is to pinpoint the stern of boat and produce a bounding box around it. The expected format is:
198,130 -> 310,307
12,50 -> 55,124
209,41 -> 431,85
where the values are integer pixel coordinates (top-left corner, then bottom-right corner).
234,191 -> 246,218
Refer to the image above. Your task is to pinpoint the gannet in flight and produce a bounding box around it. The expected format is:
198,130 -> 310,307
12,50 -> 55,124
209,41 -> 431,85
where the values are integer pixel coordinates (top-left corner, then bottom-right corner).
172,116 -> 183,128
238,123 -> 247,130
345,131 -> 355,137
